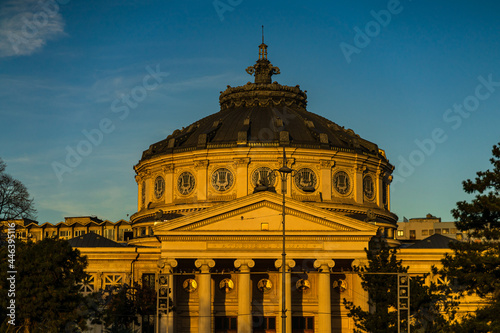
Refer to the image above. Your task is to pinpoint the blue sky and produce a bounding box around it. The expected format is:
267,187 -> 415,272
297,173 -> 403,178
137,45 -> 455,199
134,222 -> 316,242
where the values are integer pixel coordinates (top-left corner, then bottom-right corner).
0,0 -> 499,223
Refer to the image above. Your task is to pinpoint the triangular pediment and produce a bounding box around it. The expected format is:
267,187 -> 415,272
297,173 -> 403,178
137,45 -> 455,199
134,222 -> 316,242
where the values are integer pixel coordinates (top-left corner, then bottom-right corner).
154,192 -> 378,235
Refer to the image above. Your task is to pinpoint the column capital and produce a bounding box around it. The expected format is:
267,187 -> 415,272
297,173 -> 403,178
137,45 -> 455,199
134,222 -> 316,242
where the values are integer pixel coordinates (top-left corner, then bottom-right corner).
234,259 -> 255,271
314,259 -> 335,272
274,259 -> 295,270
157,258 -> 178,272
351,259 -> 367,269
195,259 -> 216,272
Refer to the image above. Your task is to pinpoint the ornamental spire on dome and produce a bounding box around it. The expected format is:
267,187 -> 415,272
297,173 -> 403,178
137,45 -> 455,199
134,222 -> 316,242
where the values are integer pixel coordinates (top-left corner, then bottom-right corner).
246,26 -> 280,84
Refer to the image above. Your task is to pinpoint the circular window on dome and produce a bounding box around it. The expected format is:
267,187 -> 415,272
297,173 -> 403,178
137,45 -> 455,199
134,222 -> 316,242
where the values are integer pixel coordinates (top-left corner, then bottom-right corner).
251,167 -> 276,188
363,175 -> 375,200
333,171 -> 350,195
177,171 -> 196,195
294,168 -> 317,192
211,168 -> 234,192
154,176 -> 165,199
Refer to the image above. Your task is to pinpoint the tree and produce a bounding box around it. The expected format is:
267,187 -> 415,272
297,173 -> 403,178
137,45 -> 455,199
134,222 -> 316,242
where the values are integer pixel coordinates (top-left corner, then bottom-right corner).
90,283 -> 157,333
343,243 -> 450,332
0,158 -> 36,220
438,142 -> 500,331
0,237 -> 89,332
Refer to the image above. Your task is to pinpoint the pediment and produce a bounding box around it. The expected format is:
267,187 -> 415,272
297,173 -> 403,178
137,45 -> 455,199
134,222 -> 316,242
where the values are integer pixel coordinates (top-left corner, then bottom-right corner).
153,192 -> 378,234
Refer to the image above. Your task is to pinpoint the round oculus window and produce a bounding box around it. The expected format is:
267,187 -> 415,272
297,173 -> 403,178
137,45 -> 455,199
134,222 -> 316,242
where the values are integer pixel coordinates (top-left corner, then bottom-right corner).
154,176 -> 165,199
333,171 -> 350,195
294,168 -> 317,192
251,167 -> 276,188
363,175 -> 375,199
211,168 -> 234,192
177,171 -> 196,195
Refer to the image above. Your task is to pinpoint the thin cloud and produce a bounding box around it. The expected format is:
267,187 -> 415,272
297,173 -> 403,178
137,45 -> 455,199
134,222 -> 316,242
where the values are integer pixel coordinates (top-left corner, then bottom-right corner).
0,0 -> 66,57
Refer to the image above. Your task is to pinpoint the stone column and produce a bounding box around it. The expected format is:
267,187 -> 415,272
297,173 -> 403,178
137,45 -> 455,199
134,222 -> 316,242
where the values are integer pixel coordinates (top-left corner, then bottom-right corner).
195,259 -> 215,333
234,158 -> 250,198
234,259 -> 255,333
195,160 -> 209,201
314,260 -> 335,333
159,259 -> 177,333
275,259 -> 295,333
354,165 -> 366,204
376,169 -> 385,208
320,160 -> 333,201
351,259 -> 369,312
163,165 -> 174,204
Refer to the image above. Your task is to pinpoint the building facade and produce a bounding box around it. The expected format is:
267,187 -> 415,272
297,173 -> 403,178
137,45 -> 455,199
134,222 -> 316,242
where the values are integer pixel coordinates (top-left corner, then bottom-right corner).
121,42 -> 398,333
3,42 -> 412,333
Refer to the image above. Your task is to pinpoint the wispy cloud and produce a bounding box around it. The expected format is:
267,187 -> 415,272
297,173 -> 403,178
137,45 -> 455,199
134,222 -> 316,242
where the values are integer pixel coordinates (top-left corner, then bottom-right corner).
0,0 -> 66,57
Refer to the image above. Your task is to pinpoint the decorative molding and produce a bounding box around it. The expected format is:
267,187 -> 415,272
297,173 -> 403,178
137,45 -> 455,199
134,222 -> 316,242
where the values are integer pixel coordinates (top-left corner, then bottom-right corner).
233,157 -> 250,166
275,259 -> 296,270
313,259 -> 335,272
194,160 -> 209,169
234,259 -> 255,270
177,200 -> 355,231
157,258 -> 178,272
320,160 -> 334,169
163,164 -> 174,173
195,259 -> 216,272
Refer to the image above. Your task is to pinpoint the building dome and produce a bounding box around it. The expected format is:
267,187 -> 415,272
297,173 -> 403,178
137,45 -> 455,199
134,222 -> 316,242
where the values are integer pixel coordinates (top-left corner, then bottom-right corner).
131,42 -> 397,246
140,45 -> 381,161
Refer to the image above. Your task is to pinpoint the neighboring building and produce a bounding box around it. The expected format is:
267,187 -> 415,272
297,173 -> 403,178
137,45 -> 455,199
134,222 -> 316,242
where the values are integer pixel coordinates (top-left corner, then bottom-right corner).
396,213 -> 464,244
1,216 -> 132,243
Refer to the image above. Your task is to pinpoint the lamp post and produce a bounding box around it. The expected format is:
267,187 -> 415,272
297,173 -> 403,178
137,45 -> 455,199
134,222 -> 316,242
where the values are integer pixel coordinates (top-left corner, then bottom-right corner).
255,147 -> 315,333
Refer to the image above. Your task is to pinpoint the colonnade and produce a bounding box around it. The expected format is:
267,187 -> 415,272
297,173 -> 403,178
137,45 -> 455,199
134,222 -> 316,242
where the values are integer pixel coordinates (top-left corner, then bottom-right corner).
159,258 -> 337,333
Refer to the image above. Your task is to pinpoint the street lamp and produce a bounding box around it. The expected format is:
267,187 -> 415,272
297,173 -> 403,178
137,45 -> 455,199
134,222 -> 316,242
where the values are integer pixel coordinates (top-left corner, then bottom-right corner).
254,146 -> 315,332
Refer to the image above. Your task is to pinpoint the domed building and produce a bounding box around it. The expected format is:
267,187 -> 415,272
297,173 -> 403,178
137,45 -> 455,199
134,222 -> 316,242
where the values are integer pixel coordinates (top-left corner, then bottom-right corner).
122,41 -> 398,333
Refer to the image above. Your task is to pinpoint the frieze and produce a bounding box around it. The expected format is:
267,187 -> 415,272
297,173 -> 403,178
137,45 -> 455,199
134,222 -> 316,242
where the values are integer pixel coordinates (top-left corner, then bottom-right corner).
194,160 -> 209,169
209,243 -> 323,250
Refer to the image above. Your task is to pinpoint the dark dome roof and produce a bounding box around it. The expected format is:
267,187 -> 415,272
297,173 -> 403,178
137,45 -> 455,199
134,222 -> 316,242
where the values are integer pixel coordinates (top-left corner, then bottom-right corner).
140,44 -> 384,162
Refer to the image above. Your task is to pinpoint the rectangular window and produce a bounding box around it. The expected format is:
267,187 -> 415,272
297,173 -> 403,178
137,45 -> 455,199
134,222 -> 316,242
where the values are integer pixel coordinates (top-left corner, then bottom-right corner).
104,229 -> 115,240
409,230 -> 416,240
253,316 -> 276,332
60,230 -> 71,237
397,230 -> 404,237
451,228 -> 457,234
261,223 -> 269,231
292,316 -> 314,331
442,228 -> 449,234
74,230 -> 85,237
215,316 -> 237,332
429,229 -> 434,235
103,274 -> 123,290
142,273 -> 156,289
422,229 -> 428,236
435,229 -> 441,234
